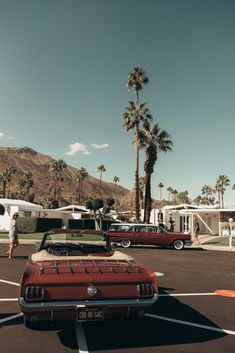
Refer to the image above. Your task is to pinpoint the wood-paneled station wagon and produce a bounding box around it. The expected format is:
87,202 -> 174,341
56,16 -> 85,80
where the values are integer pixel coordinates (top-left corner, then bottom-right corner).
19,230 -> 158,328
109,223 -> 193,250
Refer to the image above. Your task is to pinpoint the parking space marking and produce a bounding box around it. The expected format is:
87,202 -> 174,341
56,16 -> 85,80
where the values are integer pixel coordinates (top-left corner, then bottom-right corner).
159,292 -> 216,297
146,313 -> 235,336
75,322 -> 89,353
215,290 -> 235,298
0,279 -> 19,286
0,313 -> 23,324
0,298 -> 18,301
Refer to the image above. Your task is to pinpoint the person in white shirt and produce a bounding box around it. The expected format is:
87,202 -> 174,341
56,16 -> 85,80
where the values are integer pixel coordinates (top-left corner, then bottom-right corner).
7,212 -> 19,259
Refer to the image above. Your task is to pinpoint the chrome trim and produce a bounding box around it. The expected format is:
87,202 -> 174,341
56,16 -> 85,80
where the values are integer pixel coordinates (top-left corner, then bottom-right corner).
19,293 -> 158,313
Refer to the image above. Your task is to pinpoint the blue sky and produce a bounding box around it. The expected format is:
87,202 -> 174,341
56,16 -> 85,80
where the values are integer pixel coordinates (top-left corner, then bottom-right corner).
0,0 -> 235,203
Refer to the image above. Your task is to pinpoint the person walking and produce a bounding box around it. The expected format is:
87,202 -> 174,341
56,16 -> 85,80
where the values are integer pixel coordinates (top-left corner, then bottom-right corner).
194,218 -> 200,244
7,212 -> 19,259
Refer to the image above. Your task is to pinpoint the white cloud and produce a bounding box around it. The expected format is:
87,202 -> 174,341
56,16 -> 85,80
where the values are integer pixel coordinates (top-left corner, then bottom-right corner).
65,142 -> 90,156
91,143 -> 109,149
0,132 -> 4,139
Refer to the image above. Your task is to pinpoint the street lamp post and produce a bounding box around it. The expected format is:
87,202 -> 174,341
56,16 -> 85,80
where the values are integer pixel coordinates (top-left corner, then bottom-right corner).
228,218 -> 233,251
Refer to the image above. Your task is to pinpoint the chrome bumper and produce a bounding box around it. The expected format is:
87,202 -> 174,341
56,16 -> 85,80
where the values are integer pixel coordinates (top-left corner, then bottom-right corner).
19,294 -> 158,313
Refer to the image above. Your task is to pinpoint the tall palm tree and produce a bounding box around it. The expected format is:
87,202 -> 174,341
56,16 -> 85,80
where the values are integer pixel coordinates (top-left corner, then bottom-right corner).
167,186 -> 173,202
97,164 -> 106,186
113,176 -> 120,186
139,121 -> 172,223
49,159 -> 67,206
74,167 -> 89,204
23,171 -> 34,196
0,165 -> 16,198
6,165 -> 16,198
124,65 -> 151,222
201,185 -> 215,205
215,175 -> 230,208
113,176 -> 120,212
158,182 -> 164,204
172,189 -> 178,204
0,170 -> 8,198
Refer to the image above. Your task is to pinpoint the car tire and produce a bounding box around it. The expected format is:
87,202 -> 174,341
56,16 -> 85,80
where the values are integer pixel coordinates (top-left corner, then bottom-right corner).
121,239 -> 131,248
173,239 -> 184,250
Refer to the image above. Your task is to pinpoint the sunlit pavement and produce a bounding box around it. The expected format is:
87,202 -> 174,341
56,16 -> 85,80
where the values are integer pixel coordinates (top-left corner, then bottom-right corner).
0,244 -> 235,353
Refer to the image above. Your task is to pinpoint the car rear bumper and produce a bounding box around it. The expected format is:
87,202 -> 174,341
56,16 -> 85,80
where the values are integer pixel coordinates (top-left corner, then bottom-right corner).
19,293 -> 158,313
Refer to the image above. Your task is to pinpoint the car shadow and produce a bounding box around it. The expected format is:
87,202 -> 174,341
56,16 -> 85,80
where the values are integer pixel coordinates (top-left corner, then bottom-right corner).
80,288 -> 226,351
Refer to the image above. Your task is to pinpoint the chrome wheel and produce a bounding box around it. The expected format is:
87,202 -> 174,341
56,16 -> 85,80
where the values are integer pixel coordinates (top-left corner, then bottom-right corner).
173,239 -> 184,250
121,239 -> 131,248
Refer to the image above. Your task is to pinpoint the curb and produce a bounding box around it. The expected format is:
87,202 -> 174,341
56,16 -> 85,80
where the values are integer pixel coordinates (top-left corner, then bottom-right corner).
0,239 -> 234,251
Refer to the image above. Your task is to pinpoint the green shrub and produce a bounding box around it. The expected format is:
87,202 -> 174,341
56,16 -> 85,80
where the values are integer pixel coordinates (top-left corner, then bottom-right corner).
17,217 -> 37,233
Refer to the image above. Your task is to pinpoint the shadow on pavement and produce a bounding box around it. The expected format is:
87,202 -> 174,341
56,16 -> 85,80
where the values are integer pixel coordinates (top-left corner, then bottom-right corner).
82,288 -> 226,351
0,313 -> 23,327
0,288 -> 226,351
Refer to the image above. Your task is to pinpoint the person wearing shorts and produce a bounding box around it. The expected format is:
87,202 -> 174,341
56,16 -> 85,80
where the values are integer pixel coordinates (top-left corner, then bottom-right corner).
7,212 -> 19,259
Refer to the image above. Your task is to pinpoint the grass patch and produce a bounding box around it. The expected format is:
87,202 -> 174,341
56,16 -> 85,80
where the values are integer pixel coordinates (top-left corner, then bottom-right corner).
203,237 -> 235,246
0,232 -> 102,241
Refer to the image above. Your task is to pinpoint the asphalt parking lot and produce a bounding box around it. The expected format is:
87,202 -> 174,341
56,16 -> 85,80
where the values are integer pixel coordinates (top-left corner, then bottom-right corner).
0,244 -> 234,353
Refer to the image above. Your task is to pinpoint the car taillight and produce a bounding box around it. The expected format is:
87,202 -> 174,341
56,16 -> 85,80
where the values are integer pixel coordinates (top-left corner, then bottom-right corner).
25,286 -> 45,302
137,283 -> 154,298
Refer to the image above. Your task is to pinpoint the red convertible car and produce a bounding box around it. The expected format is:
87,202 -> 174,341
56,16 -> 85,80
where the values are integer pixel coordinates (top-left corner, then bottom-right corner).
109,223 -> 192,250
19,230 -> 158,328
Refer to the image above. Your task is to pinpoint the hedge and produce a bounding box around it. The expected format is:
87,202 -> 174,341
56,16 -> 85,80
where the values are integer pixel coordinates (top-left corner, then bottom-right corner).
17,217 -> 63,233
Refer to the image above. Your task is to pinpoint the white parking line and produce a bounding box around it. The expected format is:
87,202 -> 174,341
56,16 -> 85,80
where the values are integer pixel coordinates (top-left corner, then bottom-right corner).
0,313 -> 23,324
146,313 -> 235,336
159,292 -> 216,297
75,322 -> 89,353
0,298 -> 18,301
0,279 -> 19,286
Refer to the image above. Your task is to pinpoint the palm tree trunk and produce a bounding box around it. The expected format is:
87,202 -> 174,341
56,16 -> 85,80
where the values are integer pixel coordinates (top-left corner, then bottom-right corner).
144,173 -> 151,223
3,181 -> 6,198
7,181 -> 11,198
221,191 -> 224,209
135,122 -> 140,222
99,172 -> 102,186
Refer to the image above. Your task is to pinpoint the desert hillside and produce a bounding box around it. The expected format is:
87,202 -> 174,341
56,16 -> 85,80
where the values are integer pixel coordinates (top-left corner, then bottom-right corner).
0,146 -> 131,209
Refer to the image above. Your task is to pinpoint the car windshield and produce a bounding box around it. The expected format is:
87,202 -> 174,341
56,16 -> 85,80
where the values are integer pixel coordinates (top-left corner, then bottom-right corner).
42,230 -> 105,247
109,224 -> 130,231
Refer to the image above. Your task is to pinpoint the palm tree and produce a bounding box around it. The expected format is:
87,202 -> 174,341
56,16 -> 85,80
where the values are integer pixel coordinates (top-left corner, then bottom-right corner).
172,189 -> 178,204
49,159 -> 67,206
124,65 -> 151,222
6,165 -> 16,197
23,171 -> 34,196
158,182 -> 164,204
215,175 -> 230,208
0,171 -> 8,198
74,167 -> 89,204
139,121 -> 172,223
113,176 -> 120,186
201,185 -> 215,205
167,186 -> 173,202
113,176 -> 120,212
97,164 -> 106,186
0,165 -> 16,198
